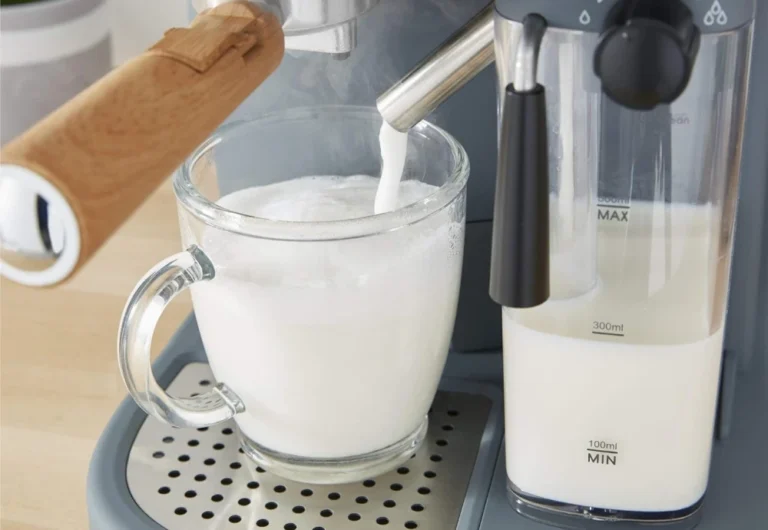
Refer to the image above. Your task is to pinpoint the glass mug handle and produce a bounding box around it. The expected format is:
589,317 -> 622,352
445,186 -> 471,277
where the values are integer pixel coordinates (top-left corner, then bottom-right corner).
118,245 -> 245,428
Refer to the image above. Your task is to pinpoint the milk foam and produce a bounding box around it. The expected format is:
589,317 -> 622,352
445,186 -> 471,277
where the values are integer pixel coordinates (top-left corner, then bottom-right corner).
190,175 -> 464,458
220,174 -> 432,222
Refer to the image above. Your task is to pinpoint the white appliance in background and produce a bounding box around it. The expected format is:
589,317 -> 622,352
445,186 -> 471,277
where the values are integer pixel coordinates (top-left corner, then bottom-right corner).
0,0 -> 187,275
107,0 -> 188,65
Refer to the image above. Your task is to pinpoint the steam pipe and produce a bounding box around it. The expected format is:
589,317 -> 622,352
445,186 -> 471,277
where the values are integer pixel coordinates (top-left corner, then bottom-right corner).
194,0 -> 380,55
376,3 -> 495,132
513,13 -> 546,92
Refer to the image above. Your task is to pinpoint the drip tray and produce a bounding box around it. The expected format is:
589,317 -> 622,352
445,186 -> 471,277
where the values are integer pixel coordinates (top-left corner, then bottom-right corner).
90,359 -> 504,530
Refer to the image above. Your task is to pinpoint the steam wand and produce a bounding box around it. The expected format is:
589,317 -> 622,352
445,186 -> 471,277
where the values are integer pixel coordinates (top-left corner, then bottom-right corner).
376,3 -> 495,132
377,7 -> 550,308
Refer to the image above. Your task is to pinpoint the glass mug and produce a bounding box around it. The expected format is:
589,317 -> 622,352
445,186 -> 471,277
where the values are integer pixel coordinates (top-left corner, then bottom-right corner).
118,106 -> 469,484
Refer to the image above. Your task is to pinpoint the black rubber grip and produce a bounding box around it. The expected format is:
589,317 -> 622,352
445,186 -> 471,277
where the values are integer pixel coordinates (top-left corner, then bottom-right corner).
489,83 -> 550,309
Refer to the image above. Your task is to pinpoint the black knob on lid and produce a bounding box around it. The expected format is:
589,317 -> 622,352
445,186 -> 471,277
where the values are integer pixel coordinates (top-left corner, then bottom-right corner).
594,0 -> 700,110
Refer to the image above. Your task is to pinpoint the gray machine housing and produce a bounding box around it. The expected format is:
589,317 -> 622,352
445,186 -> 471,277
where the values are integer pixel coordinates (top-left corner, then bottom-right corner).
495,0 -> 755,32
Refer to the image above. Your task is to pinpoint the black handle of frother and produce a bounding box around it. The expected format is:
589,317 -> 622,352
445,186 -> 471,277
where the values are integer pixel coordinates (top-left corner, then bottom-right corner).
489,83 -> 549,309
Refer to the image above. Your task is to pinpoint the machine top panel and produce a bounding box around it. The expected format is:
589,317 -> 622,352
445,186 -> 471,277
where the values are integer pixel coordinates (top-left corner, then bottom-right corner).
495,0 -> 755,33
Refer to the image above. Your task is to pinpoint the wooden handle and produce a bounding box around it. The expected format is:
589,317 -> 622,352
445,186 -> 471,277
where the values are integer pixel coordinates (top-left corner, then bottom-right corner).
0,2 -> 284,286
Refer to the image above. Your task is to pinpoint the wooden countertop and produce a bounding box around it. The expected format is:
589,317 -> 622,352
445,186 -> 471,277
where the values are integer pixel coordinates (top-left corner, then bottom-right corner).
0,178 -> 193,530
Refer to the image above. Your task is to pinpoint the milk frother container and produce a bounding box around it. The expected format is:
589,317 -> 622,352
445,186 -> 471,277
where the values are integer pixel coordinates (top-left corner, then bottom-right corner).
379,0 -> 756,526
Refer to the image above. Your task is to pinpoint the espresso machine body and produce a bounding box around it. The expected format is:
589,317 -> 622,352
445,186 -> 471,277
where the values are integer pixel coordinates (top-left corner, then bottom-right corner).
84,1 -> 768,528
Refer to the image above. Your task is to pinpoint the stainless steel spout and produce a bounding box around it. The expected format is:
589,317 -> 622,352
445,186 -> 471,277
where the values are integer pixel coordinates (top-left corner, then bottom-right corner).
194,0 -> 378,55
376,3 -> 495,132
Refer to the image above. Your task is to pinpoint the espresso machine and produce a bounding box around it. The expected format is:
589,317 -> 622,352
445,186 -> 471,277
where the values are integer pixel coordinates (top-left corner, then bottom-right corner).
0,0 -> 765,529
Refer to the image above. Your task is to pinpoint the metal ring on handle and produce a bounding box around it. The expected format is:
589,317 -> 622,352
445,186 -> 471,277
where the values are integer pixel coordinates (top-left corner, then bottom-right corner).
513,14 -> 547,92
0,165 -> 81,287
117,245 -> 245,428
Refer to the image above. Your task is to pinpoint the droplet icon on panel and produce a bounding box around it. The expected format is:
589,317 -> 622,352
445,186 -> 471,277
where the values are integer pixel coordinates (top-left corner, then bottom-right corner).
704,0 -> 728,26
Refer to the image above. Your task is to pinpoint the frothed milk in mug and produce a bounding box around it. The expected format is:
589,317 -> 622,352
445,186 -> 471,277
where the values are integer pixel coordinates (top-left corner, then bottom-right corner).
189,175 -> 464,459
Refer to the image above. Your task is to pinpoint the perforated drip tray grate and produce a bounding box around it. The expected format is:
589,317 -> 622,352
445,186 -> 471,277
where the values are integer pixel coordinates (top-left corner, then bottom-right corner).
127,363 -> 495,529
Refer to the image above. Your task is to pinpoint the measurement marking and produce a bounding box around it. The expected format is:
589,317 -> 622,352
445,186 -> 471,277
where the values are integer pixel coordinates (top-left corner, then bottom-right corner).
586,448 -> 618,454
597,204 -> 630,209
592,331 -> 625,337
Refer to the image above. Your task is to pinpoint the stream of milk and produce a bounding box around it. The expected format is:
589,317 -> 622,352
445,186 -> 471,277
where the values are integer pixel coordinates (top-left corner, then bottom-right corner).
374,121 -> 409,214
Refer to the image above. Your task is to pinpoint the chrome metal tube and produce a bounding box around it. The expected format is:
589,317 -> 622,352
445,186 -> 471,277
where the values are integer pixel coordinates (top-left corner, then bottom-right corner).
513,15 -> 547,92
376,3 -> 495,132
194,0 -> 379,54
194,0 -> 378,30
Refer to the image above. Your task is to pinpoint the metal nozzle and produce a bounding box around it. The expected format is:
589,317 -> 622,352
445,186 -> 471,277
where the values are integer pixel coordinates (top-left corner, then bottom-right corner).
194,0 -> 378,55
376,3 -> 495,132
283,21 -> 358,55
513,14 -> 547,92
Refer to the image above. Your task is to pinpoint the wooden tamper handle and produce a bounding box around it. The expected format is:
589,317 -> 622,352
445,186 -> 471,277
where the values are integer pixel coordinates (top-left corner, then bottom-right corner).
0,2 -> 284,286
